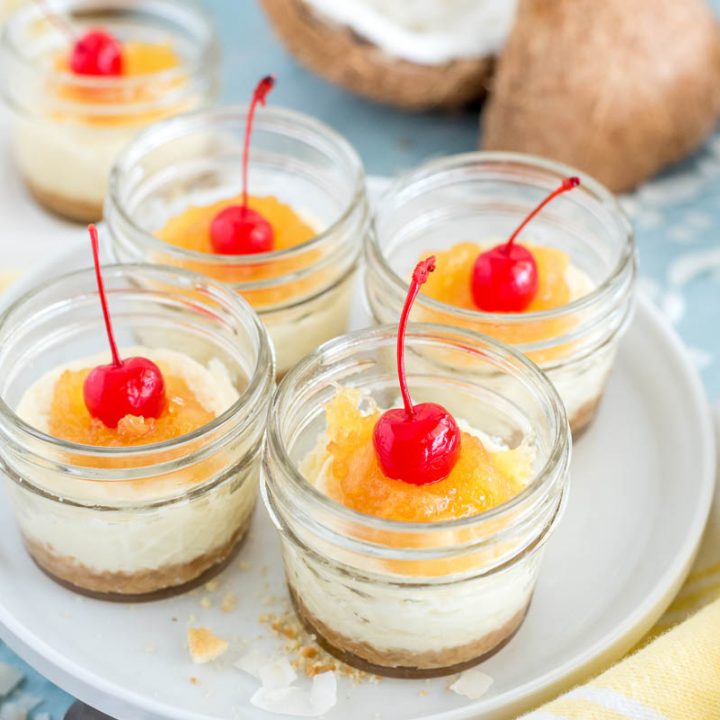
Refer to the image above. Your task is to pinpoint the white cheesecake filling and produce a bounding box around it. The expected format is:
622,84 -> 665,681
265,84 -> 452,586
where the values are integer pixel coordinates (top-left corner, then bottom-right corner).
303,0 -> 517,65
265,277 -> 353,376
283,405 -> 538,656
285,545 -> 538,655
549,264 -> 614,422
6,347 -> 260,575
13,117 -> 142,210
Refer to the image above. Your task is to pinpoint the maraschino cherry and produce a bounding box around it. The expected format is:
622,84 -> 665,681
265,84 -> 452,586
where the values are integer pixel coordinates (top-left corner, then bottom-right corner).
70,30 -> 123,76
83,225 -> 166,429
373,257 -> 461,485
210,75 -> 276,255
471,176 -> 581,312
34,0 -> 123,76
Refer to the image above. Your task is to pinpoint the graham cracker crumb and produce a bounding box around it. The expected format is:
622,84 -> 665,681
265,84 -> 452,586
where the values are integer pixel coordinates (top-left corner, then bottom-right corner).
221,593 -> 237,613
200,596 -> 212,609
261,609 -> 371,683
204,579 -> 220,593
187,627 -> 229,664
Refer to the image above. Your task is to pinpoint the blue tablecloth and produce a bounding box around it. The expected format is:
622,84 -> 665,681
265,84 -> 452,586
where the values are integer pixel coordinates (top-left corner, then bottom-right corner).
2,1 -> 720,717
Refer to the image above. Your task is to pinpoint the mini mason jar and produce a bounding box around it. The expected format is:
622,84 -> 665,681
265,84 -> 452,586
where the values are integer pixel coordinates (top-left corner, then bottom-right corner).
366,153 -> 636,437
0,264 -> 273,600
0,0 -> 219,222
106,105 -> 369,378
263,324 -> 570,677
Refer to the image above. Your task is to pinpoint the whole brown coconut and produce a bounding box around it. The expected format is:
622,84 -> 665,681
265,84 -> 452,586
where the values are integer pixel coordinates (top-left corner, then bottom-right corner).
482,0 -> 720,192
260,0 -> 494,110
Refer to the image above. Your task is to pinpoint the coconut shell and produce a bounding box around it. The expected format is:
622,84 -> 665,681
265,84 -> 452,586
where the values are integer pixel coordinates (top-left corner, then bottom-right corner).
260,0 -> 494,110
482,0 -> 720,192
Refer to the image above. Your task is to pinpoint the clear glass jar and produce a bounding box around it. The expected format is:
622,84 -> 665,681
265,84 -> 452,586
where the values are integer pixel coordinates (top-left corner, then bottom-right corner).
366,153 -> 636,437
0,0 -> 219,222
0,264 -> 273,600
263,324 -> 570,677
106,105 -> 369,378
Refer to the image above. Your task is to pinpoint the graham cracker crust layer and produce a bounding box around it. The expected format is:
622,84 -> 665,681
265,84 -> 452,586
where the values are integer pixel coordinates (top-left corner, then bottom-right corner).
25,520 -> 250,601
25,178 -> 103,224
289,585 -> 530,678
569,393 -> 604,439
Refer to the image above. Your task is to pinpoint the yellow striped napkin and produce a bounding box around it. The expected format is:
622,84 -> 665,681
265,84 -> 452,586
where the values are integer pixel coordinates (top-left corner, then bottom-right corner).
521,599 -> 720,719
521,412 -> 720,718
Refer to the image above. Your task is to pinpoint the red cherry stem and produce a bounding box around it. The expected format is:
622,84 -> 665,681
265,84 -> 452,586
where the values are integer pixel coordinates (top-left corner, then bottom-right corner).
242,75 -> 275,212
503,176 -> 581,254
88,225 -> 122,369
33,0 -> 77,43
396,257 -> 436,419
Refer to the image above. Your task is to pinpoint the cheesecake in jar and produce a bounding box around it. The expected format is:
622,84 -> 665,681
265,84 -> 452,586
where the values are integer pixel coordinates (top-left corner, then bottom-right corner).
107,85 -> 369,377
0,0 -> 219,222
365,153 -> 636,437
0,233 -> 273,599
263,259 -> 570,677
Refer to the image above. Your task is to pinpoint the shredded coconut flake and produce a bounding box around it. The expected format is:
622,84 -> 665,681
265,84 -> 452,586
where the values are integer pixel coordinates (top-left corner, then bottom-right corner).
449,668 -> 494,700
259,657 -> 298,690
250,672 -> 337,717
0,664 -> 23,697
234,648 -> 272,679
0,694 -> 42,720
310,672 -> 337,715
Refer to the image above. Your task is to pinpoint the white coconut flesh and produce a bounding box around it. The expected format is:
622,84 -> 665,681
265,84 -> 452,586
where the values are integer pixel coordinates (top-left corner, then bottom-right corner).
303,0 -> 518,65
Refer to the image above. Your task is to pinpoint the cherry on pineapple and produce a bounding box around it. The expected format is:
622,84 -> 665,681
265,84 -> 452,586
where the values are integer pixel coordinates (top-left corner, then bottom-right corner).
70,30 -> 123,76
373,257 -> 461,486
210,75 -> 276,255
83,225 -> 166,428
34,0 -> 123,76
471,176 -> 581,312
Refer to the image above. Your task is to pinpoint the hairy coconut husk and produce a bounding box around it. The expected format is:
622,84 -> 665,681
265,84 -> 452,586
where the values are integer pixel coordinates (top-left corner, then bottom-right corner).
260,0 -> 494,110
482,0 -> 720,192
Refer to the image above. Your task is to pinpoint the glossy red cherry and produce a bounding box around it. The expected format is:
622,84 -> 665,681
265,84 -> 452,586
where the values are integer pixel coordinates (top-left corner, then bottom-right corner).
210,75 -> 276,255
82,225 -> 166,429
210,207 -> 273,255
373,257 -> 461,486
471,176 -> 581,313
471,244 -> 539,312
70,30 -> 123,76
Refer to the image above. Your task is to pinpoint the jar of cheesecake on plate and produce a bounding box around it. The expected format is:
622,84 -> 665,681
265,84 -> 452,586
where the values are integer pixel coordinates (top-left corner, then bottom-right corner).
0,228 -> 273,599
263,258 -> 571,677
106,78 -> 370,378
365,153 -> 636,437
0,0 -> 219,222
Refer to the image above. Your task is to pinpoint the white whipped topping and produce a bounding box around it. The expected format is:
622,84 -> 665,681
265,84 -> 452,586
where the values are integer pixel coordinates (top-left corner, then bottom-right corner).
17,346 -> 237,433
303,0 -> 517,65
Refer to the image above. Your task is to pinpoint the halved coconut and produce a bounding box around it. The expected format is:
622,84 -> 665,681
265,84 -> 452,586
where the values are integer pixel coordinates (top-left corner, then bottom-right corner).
260,0 -> 516,110
482,0 -> 720,192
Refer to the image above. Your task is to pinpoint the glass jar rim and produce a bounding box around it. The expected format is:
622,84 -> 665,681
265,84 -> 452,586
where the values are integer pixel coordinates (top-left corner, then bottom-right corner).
266,322 -> 570,535
106,104 -> 367,268
0,0 -> 216,97
0,262 -> 274,460
369,151 -> 635,325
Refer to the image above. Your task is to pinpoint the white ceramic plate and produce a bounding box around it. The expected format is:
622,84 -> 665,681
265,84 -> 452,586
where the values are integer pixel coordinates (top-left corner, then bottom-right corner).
0,190 -> 715,720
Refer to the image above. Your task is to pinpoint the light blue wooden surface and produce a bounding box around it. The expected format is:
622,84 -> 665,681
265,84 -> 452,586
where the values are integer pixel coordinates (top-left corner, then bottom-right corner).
2,1 -> 720,717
